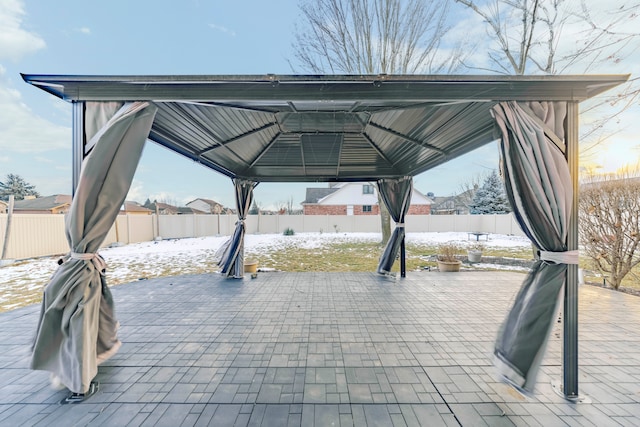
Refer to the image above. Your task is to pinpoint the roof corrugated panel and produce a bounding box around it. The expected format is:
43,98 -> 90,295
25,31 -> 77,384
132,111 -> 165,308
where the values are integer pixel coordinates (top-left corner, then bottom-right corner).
21,74 -> 629,182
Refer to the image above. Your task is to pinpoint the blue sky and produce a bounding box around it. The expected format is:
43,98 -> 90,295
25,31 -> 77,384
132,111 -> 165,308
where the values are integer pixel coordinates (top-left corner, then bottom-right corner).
1,0 -> 637,210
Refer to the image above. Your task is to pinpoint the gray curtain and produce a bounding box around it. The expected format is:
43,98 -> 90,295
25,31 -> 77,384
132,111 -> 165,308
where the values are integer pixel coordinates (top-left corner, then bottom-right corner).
376,177 -> 413,274
218,179 -> 258,278
492,101 -> 578,393
30,102 -> 157,394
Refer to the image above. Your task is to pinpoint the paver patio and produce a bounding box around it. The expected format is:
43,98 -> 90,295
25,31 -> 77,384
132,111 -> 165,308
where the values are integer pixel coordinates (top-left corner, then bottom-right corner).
1,271 -> 639,426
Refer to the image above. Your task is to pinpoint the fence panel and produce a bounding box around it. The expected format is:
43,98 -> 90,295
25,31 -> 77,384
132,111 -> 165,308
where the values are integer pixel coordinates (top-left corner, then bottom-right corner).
194,215 -> 218,237
159,215 -> 195,239
0,213 -> 524,260
0,214 -> 68,259
127,215 -> 155,243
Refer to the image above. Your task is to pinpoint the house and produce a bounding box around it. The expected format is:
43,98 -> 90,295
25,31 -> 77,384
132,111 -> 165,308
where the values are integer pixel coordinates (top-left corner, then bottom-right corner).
302,182 -> 432,215
147,201 -> 206,215
430,188 -> 476,215
12,194 -> 72,214
186,198 -> 227,214
120,201 -> 152,215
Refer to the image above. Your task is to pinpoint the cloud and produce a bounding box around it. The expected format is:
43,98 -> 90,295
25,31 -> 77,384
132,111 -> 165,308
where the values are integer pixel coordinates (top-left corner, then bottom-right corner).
0,156 -> 9,162
0,0 -> 46,61
76,27 -> 90,35
0,69 -> 70,152
126,180 -> 146,203
208,23 -> 236,37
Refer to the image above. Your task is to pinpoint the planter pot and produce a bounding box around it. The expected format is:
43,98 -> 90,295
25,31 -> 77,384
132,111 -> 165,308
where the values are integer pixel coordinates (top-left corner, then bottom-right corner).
437,260 -> 462,272
467,250 -> 482,263
244,261 -> 258,274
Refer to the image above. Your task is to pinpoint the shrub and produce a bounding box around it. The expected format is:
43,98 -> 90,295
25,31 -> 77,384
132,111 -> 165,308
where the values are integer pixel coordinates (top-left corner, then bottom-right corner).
437,243 -> 461,262
468,242 -> 485,252
283,227 -> 295,236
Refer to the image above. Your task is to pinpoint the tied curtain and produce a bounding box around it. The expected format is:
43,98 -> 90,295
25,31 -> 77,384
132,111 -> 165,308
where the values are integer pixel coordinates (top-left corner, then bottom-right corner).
492,101 -> 578,393
31,102 -> 157,394
218,179 -> 258,278
376,176 -> 413,274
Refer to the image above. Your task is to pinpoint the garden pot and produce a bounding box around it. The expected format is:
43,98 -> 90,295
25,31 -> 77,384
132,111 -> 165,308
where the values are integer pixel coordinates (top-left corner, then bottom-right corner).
437,260 -> 461,272
244,261 -> 258,274
467,250 -> 482,263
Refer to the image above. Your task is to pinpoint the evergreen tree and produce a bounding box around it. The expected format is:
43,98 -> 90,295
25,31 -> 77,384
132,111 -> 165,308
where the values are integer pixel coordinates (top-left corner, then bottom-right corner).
0,174 -> 40,201
469,170 -> 511,214
248,200 -> 260,215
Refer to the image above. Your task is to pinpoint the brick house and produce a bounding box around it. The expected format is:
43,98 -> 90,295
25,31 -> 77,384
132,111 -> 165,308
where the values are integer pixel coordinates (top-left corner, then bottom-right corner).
302,182 -> 432,215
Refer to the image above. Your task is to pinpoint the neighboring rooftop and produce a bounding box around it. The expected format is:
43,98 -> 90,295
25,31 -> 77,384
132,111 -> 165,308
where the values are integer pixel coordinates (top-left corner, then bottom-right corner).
13,194 -> 72,212
302,187 -> 339,204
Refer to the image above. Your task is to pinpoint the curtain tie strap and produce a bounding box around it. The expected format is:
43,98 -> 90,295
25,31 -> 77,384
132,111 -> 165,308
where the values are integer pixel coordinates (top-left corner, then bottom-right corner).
235,219 -> 245,226
70,252 -> 108,273
539,250 -> 579,265
395,223 -> 405,228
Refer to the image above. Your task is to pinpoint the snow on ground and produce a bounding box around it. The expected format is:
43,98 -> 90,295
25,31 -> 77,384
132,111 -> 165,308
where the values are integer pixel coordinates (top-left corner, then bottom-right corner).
0,232 -> 531,311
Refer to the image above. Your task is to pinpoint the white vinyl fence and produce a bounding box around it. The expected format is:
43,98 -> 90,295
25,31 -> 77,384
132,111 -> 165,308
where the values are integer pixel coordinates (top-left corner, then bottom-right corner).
0,213 -> 524,260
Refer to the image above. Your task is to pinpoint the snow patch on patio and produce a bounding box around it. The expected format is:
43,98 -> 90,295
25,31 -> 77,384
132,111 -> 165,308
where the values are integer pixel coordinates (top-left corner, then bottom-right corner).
0,232 -> 532,311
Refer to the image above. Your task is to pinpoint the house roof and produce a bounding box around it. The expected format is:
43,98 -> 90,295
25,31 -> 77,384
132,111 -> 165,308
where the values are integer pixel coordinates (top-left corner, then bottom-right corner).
13,194 -> 72,211
147,202 -> 206,214
410,188 -> 432,205
177,206 -> 207,214
187,198 -> 222,206
431,188 -> 475,212
22,74 -> 629,184
122,201 -> 152,213
303,187 -> 339,204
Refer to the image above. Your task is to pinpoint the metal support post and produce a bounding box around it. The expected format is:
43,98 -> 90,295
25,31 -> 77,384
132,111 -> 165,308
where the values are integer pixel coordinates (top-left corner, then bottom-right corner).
71,101 -> 84,197
563,101 -> 580,398
400,237 -> 406,278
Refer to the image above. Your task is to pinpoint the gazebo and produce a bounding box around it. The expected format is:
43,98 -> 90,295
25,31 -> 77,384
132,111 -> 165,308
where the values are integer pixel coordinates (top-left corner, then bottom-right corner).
22,73 -> 628,401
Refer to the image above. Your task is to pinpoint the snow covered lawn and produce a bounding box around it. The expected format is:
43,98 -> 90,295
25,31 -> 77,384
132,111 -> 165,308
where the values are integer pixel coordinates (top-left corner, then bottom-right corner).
0,232 -> 532,312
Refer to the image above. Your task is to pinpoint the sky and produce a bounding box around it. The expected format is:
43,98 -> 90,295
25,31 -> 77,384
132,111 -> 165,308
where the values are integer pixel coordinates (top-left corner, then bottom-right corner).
1,0 -> 638,210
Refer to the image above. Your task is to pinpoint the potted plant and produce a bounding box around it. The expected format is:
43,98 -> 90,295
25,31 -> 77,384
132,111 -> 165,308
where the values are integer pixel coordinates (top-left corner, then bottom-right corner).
244,260 -> 258,274
467,242 -> 485,263
437,243 -> 462,272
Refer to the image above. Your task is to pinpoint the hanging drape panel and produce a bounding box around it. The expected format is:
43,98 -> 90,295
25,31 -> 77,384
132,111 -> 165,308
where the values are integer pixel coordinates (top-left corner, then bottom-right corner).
31,102 -> 157,394
218,179 -> 258,278
376,176 -> 413,274
492,101 -> 577,393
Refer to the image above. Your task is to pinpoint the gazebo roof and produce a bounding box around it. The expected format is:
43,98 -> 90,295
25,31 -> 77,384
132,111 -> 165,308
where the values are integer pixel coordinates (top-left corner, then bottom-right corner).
22,73 -> 629,182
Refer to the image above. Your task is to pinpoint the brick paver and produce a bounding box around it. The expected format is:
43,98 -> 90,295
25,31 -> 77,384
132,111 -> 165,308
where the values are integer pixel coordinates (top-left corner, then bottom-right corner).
0,271 -> 639,426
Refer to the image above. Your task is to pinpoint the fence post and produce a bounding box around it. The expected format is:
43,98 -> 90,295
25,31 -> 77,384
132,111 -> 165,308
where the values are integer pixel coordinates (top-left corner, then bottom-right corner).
1,195 -> 14,261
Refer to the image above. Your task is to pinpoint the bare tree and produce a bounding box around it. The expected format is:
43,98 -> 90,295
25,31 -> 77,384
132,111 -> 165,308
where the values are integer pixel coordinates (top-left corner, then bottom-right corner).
455,0 -> 640,150
291,0 -> 463,244
286,196 -> 298,215
579,170 -> 640,290
455,0 -> 639,74
292,0 -> 462,74
455,170 -> 491,210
